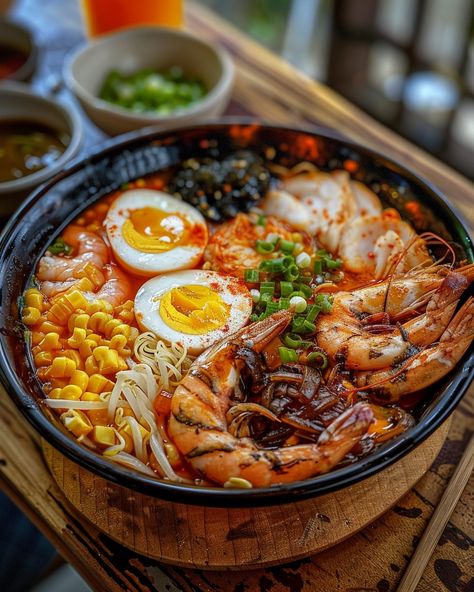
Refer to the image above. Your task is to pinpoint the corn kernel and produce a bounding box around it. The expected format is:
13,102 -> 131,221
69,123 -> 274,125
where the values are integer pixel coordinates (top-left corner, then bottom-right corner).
91,426 -> 116,447
117,357 -> 128,372
60,409 -> 93,437
40,321 -> 64,335
64,290 -> 88,310
60,384 -> 82,400
87,374 -> 114,394
93,346 -> 119,374
86,332 -> 101,343
109,334 -> 128,351
47,387 -> 63,399
85,399 -> 109,425
63,349 -> 83,370
34,351 -> 53,367
48,377 -> 69,389
79,339 -> 97,359
78,262 -> 104,289
31,331 -> 45,346
88,311 -> 111,333
38,332 -> 61,351
85,355 -> 100,375
49,356 -> 76,378
223,477 -> 253,489
71,313 -> 90,330
103,318 -> 121,336
48,300 -> 72,325
69,277 -> 94,292
67,327 -> 87,348
117,310 -> 134,324
22,307 -> 41,325
111,323 -> 131,339
24,288 -> 44,311
98,299 -> 113,314
117,429 -> 133,453
164,443 -> 180,467
70,369 -> 89,393
128,327 -> 139,346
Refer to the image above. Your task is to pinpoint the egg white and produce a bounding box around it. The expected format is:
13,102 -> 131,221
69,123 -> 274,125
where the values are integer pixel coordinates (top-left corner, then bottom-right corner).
105,189 -> 208,276
134,270 -> 253,354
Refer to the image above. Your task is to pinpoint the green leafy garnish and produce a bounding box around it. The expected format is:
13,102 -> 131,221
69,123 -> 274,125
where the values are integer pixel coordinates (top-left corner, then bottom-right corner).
48,237 -> 72,256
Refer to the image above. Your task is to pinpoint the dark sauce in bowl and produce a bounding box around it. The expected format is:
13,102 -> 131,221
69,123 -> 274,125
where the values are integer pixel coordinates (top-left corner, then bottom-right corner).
0,46 -> 27,79
0,120 -> 70,183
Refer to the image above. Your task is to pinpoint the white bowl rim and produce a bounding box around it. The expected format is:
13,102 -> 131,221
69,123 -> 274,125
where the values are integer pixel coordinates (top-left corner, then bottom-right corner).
0,81 -> 83,192
64,25 -> 235,123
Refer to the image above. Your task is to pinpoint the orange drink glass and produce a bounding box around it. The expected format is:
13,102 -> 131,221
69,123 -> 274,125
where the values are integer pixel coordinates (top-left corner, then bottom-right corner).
80,0 -> 183,37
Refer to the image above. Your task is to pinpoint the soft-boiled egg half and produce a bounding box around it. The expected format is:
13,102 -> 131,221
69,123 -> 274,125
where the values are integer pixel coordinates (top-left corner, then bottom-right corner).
105,189 -> 208,276
134,270 -> 253,354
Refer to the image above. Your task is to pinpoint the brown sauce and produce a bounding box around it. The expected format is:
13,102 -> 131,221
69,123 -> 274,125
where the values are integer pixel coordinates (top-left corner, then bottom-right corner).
0,121 -> 69,183
0,46 -> 27,79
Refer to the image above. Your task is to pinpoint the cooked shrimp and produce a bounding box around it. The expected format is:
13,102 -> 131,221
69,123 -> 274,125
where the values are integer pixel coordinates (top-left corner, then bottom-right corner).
355,297 -> 474,401
317,268 -> 473,370
37,226 -> 109,282
278,171 -> 356,252
339,209 -> 432,278
168,310 -> 373,487
204,213 -> 295,277
93,264 -> 132,306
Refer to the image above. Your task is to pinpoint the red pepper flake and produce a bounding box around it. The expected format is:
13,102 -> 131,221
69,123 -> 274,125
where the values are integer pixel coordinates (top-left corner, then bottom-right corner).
368,251 -> 375,259
343,159 -> 359,173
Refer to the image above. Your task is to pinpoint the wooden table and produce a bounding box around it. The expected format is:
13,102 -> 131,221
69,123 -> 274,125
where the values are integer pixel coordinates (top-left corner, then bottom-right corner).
1,1 -> 473,590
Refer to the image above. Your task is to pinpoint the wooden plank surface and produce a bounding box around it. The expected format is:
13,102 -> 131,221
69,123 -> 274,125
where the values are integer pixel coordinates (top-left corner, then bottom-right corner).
1,1 -> 473,591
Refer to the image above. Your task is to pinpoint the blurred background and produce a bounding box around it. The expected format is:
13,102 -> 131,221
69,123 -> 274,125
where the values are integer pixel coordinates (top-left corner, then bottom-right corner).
201,0 -> 474,180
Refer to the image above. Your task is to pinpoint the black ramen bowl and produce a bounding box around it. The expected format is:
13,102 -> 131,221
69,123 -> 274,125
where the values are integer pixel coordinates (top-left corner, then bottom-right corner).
0,121 -> 472,507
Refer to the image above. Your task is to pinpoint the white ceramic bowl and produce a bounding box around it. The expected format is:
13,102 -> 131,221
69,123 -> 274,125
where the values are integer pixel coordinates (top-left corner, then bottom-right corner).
65,26 -> 234,136
0,82 -> 83,216
0,17 -> 37,82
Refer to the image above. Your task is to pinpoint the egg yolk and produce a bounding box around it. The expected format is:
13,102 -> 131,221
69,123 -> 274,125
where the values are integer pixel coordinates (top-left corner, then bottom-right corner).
122,207 -> 191,253
159,284 -> 230,334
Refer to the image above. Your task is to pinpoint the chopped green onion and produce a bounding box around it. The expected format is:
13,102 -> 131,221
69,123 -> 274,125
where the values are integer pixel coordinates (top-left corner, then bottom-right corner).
260,281 -> 275,293
257,214 -> 266,226
260,292 -> 273,303
313,260 -> 323,275
289,295 -> 307,313
289,290 -> 307,300
307,351 -> 328,369
265,233 -> 280,244
293,243 -> 304,255
244,269 -> 260,283
282,333 -> 303,348
284,264 -> 299,281
306,304 -> 321,323
250,313 -> 259,323
326,258 -> 342,270
48,238 -> 72,256
315,293 -> 333,313
279,239 -> 295,254
250,289 -> 260,303
278,347 -> 298,363
295,252 -> 311,268
294,282 -> 313,298
256,240 -> 276,254
265,301 -> 280,316
298,275 -> 312,284
280,281 -> 294,297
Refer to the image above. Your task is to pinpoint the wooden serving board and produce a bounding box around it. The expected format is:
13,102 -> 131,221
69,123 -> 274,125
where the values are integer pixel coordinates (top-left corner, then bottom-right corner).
42,420 -> 450,570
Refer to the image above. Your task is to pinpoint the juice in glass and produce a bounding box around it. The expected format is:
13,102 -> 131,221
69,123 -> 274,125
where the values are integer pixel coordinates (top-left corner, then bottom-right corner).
81,0 -> 183,37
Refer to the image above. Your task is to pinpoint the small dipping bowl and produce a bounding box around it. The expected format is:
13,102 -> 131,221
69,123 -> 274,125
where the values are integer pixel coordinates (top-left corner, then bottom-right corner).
64,26 -> 234,135
0,17 -> 37,82
0,82 -> 82,217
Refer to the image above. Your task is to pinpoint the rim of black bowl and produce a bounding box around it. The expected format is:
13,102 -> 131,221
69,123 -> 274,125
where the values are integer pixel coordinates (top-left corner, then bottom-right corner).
0,119 -> 473,508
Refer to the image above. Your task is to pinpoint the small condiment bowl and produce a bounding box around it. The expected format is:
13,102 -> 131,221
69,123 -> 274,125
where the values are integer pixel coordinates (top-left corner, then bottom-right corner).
0,17 -> 37,82
0,82 -> 82,216
64,26 -> 234,136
